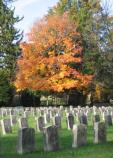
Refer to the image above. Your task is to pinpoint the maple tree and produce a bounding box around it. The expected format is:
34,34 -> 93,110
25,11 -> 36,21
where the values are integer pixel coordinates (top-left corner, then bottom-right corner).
14,14 -> 92,93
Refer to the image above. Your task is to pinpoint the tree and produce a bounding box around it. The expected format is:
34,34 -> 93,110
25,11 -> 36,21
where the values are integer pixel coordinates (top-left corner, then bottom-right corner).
47,0 -> 103,73
14,14 -> 92,95
0,70 -> 14,106
48,0 -> 113,102
0,0 -> 22,106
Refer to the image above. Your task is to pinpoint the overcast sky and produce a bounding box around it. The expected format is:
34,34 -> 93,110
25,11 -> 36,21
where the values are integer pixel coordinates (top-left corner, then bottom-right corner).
12,0 -> 113,40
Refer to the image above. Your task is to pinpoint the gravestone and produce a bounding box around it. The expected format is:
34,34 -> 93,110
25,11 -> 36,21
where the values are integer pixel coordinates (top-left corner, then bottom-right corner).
46,113 -> 51,123
43,125 -> 59,151
18,118 -> 29,128
12,116 -> 17,125
79,114 -> 88,125
67,113 -> 74,130
93,115 -> 100,123
94,122 -> 106,143
1,110 -> 7,117
17,128 -> 35,154
72,124 -> 87,148
10,115 -> 17,126
36,116 -> 45,131
1,119 -> 12,135
104,115 -> 112,126
44,113 -> 47,124
54,115 -> 61,129
41,110 -> 44,115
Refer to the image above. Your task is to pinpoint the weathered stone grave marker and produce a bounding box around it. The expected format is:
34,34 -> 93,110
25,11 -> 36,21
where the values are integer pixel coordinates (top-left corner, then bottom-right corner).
18,117 -> 29,128
94,122 -> 106,144
72,124 -> 87,148
43,125 -> 59,151
67,113 -> 74,130
1,119 -> 12,135
17,128 -> 35,154
36,116 -> 45,132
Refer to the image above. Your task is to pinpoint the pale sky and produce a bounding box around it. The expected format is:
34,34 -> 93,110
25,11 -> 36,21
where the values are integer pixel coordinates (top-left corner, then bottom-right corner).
12,0 -> 58,40
12,0 -> 113,40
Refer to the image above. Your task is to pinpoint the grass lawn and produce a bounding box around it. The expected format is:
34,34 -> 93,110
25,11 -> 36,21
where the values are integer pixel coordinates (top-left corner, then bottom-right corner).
1,115 -> 113,158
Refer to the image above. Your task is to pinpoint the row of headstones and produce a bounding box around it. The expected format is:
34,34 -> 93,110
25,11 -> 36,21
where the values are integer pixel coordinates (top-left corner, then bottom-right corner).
1,105 -> 113,120
0,106 -> 101,118
0,106 -> 113,124
17,122 -> 106,154
0,112 -> 113,135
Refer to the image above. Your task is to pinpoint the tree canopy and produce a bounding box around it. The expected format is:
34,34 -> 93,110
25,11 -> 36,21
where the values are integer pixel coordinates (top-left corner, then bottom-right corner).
46,0 -> 113,101
14,14 -> 92,93
11,0 -> 113,104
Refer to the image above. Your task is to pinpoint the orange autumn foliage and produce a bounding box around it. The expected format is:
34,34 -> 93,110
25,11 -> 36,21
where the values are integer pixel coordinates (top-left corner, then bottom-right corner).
14,14 -> 92,92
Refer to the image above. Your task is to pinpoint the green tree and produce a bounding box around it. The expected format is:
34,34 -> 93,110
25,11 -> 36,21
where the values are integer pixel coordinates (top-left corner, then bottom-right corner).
48,0 -> 113,102
0,0 -> 22,106
48,0 -> 102,74
0,70 -> 14,106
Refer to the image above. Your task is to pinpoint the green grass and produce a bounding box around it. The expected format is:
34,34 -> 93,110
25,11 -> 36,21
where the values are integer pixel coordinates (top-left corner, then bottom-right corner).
1,115 -> 113,158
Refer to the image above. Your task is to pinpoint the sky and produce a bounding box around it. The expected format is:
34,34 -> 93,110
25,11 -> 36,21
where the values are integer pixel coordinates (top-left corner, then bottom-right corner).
12,0 -> 113,41
12,0 -> 59,40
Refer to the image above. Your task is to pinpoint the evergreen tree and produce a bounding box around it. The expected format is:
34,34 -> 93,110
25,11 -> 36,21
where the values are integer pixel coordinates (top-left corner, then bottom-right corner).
48,0 -> 113,101
0,0 -> 22,106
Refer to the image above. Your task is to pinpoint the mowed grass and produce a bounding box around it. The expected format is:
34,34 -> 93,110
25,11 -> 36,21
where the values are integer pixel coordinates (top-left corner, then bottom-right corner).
1,115 -> 113,158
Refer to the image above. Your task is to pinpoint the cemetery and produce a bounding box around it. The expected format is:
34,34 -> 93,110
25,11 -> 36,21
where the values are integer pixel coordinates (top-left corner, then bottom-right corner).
1,105 -> 113,158
1,0 -> 113,158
